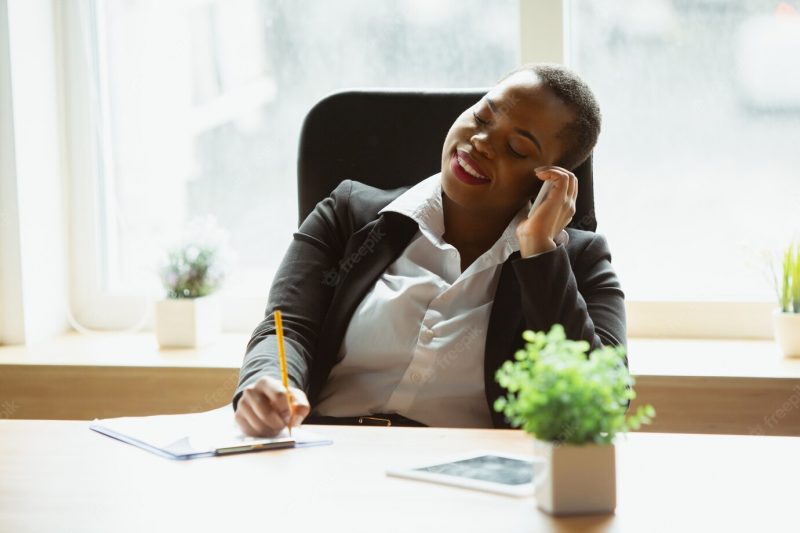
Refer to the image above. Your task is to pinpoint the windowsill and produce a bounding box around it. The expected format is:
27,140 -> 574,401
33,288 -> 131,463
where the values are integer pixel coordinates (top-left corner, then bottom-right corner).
0,332 -> 249,369
1,333 -> 796,378
628,337 -> 800,379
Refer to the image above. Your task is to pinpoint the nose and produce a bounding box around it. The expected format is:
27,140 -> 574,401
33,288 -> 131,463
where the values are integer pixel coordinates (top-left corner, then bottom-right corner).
470,131 -> 495,159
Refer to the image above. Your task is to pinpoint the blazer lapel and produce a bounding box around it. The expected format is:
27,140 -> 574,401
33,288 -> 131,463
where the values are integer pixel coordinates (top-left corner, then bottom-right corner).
309,213 -> 419,403
485,251 -> 524,428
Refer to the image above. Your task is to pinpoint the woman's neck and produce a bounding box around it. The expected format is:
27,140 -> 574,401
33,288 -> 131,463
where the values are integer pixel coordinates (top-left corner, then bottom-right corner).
441,194 -> 517,257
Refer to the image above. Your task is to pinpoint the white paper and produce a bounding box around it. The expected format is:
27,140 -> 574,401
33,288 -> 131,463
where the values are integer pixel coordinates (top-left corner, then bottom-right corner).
90,406 -> 331,459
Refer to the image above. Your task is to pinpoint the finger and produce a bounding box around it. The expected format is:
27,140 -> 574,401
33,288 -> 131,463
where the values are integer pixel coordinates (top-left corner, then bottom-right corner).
246,384 -> 293,431
290,387 -> 310,408
565,174 -> 577,204
289,410 -> 310,429
233,400 -> 258,437
572,174 -> 579,201
548,172 -> 570,199
242,387 -> 272,425
534,167 -> 566,183
289,402 -> 311,426
255,377 -> 293,417
533,164 -> 565,182
234,406 -> 258,436
535,165 -> 569,175
563,183 -> 576,226
274,392 -> 294,421
260,408 -> 290,430
290,387 -> 311,419
534,165 -> 566,176
255,376 -> 287,404
238,400 -> 271,435
237,400 -> 275,437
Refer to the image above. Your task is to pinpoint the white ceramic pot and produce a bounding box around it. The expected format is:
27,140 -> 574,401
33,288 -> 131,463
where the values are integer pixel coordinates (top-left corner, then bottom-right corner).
533,439 -> 616,516
773,309 -> 800,357
155,295 -> 221,348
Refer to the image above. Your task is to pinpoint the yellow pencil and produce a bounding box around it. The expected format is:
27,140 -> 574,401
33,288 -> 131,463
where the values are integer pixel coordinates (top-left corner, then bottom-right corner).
274,310 -> 295,436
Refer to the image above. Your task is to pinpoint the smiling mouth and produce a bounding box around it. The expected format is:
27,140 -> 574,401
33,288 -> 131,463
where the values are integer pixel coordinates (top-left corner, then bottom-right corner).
455,150 -> 489,181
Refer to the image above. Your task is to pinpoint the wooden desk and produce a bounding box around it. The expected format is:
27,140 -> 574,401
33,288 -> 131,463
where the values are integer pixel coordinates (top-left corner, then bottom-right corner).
1,420 -> 798,532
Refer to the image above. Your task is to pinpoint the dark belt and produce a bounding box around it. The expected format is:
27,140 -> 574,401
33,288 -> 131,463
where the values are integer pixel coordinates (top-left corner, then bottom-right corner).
303,413 -> 427,427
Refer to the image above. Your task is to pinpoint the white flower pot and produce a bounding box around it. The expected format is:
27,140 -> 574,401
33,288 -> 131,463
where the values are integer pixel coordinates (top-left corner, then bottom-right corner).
155,295 -> 221,348
773,309 -> 800,358
533,440 -> 616,516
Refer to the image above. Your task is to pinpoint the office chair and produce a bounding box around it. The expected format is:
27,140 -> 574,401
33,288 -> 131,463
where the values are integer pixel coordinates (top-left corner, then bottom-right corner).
297,89 -> 597,232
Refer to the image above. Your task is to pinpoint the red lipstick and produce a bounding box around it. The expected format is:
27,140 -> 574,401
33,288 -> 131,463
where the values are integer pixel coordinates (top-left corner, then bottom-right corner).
450,151 -> 490,186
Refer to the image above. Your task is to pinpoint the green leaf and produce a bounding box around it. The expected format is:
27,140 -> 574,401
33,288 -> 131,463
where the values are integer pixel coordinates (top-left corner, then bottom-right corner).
493,397 -> 507,411
494,323 -> 655,444
775,241 -> 800,312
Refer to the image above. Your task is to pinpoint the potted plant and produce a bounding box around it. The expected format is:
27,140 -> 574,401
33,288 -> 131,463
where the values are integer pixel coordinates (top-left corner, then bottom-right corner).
494,324 -> 654,516
772,241 -> 800,357
155,217 -> 230,348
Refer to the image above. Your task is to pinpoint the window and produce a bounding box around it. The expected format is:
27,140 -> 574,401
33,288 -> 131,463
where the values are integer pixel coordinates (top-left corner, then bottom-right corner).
73,0 -> 520,330
569,0 -> 800,302
60,0 -> 793,338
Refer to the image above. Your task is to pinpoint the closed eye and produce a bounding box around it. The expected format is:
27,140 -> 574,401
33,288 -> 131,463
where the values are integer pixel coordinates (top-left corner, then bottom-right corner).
474,110 -> 527,159
508,145 -> 526,159
472,111 -> 489,126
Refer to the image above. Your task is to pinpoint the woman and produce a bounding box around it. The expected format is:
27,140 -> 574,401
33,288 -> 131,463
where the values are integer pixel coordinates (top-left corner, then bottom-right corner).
233,63 -> 626,436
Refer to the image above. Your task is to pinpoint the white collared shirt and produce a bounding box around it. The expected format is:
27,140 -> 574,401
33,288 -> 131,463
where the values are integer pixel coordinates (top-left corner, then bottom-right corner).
313,173 -> 530,428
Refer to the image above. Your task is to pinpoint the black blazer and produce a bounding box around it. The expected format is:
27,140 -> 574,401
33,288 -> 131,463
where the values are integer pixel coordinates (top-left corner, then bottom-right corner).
233,180 -> 627,429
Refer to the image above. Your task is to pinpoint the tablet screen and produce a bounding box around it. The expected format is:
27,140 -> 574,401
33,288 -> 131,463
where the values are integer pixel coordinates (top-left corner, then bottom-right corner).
413,454 -> 533,486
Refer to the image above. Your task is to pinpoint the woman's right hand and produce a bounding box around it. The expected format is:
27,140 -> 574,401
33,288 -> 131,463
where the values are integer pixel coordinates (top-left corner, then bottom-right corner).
234,376 -> 311,437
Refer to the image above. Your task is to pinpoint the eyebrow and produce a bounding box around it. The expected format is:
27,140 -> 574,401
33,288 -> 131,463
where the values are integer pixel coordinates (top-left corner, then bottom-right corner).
486,97 -> 543,153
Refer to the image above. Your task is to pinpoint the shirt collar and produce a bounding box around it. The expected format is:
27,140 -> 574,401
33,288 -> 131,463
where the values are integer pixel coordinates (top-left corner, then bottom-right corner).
380,173 -> 531,263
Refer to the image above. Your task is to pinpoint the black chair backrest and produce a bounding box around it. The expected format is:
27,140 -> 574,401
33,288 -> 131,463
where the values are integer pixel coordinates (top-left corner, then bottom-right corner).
297,89 -> 597,232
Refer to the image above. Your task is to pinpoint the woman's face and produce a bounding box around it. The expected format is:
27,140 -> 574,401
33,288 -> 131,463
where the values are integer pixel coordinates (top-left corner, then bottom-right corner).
440,70 -> 576,216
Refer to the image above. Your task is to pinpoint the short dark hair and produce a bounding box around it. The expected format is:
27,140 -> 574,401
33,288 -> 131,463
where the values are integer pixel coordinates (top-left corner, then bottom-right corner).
501,63 -> 601,170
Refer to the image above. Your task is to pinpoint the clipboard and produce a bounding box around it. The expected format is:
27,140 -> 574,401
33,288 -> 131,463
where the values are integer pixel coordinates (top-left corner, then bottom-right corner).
90,406 -> 331,460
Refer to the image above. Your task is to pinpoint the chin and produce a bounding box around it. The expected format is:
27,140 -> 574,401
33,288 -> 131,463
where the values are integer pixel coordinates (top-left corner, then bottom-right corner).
440,169 -> 484,211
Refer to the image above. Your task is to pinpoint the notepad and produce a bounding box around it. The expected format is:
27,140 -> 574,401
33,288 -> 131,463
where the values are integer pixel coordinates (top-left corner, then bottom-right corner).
90,406 -> 332,460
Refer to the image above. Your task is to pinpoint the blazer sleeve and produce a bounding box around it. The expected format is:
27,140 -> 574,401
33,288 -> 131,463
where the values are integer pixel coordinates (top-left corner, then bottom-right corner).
511,233 -> 627,356
232,180 -> 354,410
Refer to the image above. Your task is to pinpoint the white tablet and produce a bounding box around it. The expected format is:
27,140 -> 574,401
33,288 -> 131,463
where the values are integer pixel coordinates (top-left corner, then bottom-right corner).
386,451 -> 541,497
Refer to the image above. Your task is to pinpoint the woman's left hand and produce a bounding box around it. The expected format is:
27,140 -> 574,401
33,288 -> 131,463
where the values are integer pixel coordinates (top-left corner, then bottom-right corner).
516,166 -> 577,257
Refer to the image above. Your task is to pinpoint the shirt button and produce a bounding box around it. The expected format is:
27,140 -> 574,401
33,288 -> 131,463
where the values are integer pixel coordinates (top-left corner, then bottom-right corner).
410,372 -> 422,384
421,328 -> 435,342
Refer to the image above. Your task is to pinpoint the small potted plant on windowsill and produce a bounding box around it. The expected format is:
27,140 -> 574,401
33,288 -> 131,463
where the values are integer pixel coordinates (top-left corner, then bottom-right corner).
494,324 -> 654,516
155,217 -> 230,348
772,241 -> 800,357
